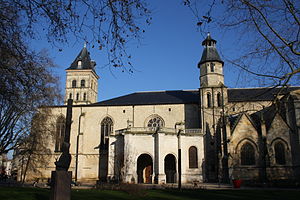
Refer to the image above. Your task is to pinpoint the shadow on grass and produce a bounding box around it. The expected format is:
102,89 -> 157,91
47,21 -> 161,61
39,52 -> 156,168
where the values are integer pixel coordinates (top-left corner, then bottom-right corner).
1,187 -> 300,200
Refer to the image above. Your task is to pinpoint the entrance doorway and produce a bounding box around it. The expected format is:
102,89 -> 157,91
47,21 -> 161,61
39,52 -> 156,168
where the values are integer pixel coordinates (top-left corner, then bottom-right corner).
164,154 -> 176,183
137,154 -> 153,184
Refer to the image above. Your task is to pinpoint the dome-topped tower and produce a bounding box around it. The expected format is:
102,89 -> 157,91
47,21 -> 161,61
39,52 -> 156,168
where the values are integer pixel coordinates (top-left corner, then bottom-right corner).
198,33 -> 228,182
65,44 -> 99,105
198,33 -> 224,87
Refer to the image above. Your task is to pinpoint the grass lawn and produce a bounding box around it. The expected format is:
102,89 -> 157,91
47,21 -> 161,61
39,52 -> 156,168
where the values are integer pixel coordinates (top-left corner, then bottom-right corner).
0,186 -> 300,200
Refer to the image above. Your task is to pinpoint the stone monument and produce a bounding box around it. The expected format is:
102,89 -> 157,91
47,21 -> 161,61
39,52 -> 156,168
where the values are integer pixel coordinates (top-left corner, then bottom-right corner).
50,99 -> 73,200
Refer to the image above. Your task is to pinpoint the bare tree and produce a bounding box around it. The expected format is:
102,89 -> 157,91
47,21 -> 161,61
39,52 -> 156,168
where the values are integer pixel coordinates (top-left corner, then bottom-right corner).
184,0 -> 300,87
0,0 -> 151,154
2,0 -> 151,71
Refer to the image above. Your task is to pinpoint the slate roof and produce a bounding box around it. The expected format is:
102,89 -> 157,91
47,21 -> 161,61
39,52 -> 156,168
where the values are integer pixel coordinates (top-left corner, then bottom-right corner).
227,87 -> 300,102
93,87 -> 300,106
93,90 -> 199,106
199,34 -> 223,65
66,46 -> 96,70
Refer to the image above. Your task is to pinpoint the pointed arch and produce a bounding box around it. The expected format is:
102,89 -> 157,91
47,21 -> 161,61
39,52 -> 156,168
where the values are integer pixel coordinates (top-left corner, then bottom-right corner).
240,142 -> 255,165
100,116 -> 113,147
55,115 -> 65,152
98,116 -> 114,182
273,139 -> 287,165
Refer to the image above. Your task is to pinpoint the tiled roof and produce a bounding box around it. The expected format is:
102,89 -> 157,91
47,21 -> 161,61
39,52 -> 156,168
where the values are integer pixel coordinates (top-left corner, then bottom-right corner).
93,87 -> 300,106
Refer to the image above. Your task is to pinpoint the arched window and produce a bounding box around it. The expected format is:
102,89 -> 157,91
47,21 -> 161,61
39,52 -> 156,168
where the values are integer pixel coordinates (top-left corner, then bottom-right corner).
217,92 -> 222,107
207,93 -> 212,108
83,93 -> 87,101
241,142 -> 255,165
147,115 -> 164,128
210,62 -> 215,72
189,146 -> 198,168
76,93 -> 79,101
55,116 -> 65,152
72,80 -> 77,88
69,93 -> 72,99
100,117 -> 113,148
81,79 -> 85,87
275,142 -> 286,165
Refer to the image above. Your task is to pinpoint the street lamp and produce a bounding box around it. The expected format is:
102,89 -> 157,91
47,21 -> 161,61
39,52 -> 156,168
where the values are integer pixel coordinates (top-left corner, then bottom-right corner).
175,122 -> 184,190
75,111 -> 85,183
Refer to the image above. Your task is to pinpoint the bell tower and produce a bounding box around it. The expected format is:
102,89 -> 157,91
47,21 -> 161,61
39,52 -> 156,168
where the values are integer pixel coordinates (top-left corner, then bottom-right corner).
198,33 -> 228,182
65,44 -> 99,105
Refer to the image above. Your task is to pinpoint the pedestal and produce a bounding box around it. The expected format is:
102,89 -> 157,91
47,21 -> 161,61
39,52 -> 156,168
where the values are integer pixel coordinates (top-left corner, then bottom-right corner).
50,171 -> 72,200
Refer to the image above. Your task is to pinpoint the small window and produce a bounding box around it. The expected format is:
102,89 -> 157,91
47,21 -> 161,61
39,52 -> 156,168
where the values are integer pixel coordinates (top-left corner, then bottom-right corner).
217,93 -> 222,107
207,93 -> 212,108
69,93 -> 72,99
72,80 -> 77,88
76,93 -> 79,101
78,60 -> 82,68
275,142 -> 286,165
241,142 -> 255,165
81,80 -> 85,87
210,62 -> 215,72
83,93 -> 86,101
189,146 -> 198,168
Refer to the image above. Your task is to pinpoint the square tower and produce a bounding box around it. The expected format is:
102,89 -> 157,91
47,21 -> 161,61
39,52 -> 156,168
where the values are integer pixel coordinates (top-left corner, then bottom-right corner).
65,45 -> 99,105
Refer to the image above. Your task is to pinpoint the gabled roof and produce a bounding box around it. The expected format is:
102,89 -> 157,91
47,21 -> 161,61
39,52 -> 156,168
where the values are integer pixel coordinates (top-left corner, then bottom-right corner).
229,113 -> 260,133
66,46 -> 96,70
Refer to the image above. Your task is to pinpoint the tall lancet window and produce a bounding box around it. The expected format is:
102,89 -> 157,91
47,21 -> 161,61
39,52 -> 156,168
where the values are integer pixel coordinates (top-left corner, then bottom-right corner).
275,141 -> 286,165
207,93 -> 212,108
55,116 -> 65,152
100,117 -> 113,149
241,142 -> 255,165
217,92 -> 222,107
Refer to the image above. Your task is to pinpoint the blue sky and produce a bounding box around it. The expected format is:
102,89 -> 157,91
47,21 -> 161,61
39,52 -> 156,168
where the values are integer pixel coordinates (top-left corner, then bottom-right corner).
30,0 -> 244,103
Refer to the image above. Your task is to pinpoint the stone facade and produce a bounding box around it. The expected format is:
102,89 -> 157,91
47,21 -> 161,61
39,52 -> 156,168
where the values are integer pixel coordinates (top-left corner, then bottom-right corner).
18,35 -> 300,185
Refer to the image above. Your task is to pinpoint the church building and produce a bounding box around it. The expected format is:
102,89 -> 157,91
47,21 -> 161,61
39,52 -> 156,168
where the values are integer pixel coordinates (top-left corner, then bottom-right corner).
20,34 -> 300,185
